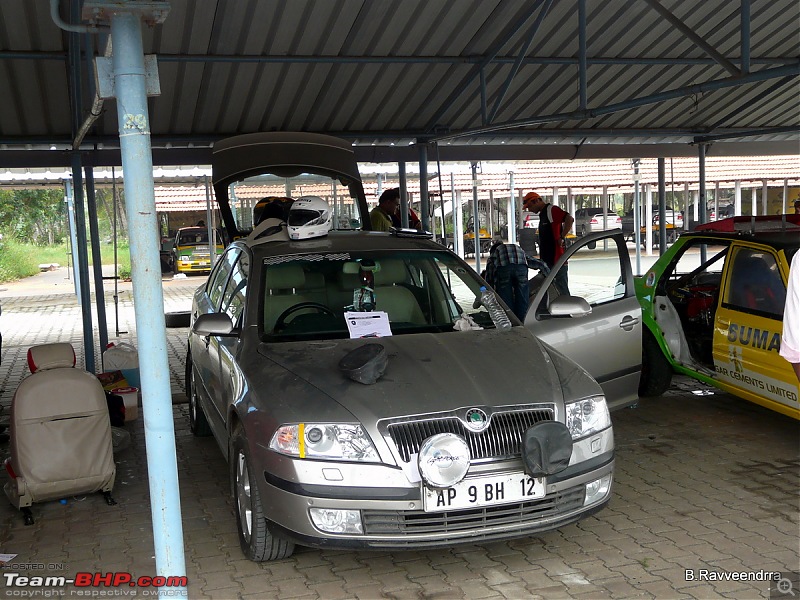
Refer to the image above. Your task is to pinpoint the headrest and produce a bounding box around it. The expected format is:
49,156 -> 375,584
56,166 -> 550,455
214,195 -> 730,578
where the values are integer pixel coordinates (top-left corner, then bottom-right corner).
27,343 -> 76,373
267,263 -> 306,291
374,260 -> 408,285
301,271 -> 326,289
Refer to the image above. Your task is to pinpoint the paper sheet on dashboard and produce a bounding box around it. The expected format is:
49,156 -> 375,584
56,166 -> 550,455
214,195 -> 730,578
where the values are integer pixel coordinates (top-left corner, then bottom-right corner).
344,311 -> 392,338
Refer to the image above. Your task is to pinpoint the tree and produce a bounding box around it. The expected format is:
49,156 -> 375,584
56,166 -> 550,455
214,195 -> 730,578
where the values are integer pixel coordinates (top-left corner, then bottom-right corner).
0,188 -> 67,245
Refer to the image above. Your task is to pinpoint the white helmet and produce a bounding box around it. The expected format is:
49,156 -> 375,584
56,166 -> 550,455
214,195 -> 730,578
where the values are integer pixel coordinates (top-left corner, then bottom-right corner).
287,196 -> 333,240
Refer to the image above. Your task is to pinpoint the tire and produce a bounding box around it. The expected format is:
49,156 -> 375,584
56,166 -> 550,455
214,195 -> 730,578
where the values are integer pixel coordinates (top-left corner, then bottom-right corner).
165,311 -> 191,328
231,428 -> 295,562
638,329 -> 673,397
186,354 -> 212,437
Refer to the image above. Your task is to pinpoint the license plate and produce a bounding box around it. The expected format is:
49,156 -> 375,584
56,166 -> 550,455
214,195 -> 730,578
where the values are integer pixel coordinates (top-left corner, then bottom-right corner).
422,471 -> 545,512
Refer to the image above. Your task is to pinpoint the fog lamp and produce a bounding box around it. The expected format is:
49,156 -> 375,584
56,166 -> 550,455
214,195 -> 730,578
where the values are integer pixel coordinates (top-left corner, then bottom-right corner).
309,508 -> 363,534
417,433 -> 470,488
584,474 -> 612,506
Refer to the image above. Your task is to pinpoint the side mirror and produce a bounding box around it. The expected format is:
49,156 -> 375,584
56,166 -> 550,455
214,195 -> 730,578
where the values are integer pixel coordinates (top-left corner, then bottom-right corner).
548,295 -> 592,318
192,313 -> 236,336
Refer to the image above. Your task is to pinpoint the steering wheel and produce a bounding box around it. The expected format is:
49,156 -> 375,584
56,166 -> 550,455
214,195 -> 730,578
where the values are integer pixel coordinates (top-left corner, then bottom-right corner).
274,302 -> 336,331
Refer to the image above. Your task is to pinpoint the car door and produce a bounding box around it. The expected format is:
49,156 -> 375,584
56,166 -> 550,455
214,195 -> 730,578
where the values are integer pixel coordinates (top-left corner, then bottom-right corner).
525,230 -> 642,410
216,251 -> 249,423
713,243 -> 798,416
191,247 -> 239,429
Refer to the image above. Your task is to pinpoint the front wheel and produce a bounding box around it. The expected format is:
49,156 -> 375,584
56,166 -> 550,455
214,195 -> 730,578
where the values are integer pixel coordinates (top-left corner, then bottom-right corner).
638,329 -> 673,397
231,429 -> 295,562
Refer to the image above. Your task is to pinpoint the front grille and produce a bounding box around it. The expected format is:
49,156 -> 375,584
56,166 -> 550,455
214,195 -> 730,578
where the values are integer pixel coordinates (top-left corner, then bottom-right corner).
362,484 -> 585,544
386,407 -> 554,463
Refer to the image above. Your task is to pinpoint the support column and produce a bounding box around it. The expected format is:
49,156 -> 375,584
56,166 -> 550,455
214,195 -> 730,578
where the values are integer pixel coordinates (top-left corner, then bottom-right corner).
783,178 -> 789,213
762,179 -> 768,215
507,172 -> 517,245
418,143 -> 429,231
85,166 -> 109,357
658,157 -> 667,252
645,184 -> 653,256
735,180 -> 742,215
751,186 -> 758,216
632,159 -> 641,275
106,8 -> 186,591
698,143 -> 707,224
71,152 -> 95,371
471,162 -> 481,273
683,183 -> 690,229
399,161 -> 409,228
453,174 -> 463,258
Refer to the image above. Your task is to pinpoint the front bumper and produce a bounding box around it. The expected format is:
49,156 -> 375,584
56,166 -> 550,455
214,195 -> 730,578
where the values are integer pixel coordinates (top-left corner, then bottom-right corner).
252,428 -> 614,551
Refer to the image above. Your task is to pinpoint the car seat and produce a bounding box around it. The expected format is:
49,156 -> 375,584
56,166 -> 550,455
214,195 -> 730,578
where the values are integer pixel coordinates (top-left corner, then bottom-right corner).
374,260 -> 426,324
3,342 -> 116,525
263,263 -> 312,332
728,254 -> 785,314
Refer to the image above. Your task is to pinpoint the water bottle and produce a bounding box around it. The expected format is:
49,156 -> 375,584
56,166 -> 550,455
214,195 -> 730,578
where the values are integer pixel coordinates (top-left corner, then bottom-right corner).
479,286 -> 512,329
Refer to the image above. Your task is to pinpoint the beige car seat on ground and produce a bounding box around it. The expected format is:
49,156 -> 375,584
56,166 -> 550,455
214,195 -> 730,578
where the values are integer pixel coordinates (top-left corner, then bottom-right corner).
3,342 -> 116,525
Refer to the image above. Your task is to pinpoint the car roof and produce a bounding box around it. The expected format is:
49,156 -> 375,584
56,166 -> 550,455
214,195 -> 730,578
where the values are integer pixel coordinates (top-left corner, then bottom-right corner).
240,230 -> 445,257
680,230 -> 800,251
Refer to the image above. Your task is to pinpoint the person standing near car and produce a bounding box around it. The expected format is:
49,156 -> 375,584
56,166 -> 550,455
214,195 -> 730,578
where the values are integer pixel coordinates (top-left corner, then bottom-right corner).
523,191 -> 574,296
780,251 -> 800,381
484,237 -> 530,321
370,188 -> 401,232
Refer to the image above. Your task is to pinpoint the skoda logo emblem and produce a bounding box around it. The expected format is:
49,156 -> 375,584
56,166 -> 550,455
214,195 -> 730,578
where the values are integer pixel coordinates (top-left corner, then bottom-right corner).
464,408 -> 489,431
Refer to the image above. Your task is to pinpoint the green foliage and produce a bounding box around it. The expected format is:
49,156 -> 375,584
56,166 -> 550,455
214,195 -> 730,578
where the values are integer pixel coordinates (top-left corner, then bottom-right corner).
0,237 -> 41,282
0,236 -> 132,283
0,188 -> 67,245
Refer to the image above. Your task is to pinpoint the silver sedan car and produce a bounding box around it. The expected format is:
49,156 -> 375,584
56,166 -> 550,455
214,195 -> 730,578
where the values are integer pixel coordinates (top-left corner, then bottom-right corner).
185,133 -> 638,562
187,229 -> 638,561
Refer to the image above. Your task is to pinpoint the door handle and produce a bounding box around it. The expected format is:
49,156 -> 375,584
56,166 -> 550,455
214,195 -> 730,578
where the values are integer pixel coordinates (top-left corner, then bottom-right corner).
619,315 -> 639,331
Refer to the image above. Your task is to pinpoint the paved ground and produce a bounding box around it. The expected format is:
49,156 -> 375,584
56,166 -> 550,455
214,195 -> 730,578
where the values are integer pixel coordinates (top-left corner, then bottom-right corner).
0,266 -> 798,599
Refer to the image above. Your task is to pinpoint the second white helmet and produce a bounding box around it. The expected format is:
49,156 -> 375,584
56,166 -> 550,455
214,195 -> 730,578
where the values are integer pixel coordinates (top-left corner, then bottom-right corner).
287,196 -> 333,240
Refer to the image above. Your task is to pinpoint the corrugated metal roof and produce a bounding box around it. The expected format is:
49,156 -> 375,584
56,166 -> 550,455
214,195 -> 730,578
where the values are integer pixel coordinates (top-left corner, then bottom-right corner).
0,0 -> 798,167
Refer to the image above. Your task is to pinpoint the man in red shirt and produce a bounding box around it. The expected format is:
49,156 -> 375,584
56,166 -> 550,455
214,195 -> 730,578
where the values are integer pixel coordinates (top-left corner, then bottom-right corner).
523,191 -> 574,296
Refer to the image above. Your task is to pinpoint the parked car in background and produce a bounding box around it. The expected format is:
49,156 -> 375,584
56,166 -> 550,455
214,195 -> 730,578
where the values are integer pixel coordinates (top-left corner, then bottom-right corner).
170,226 -> 224,274
622,206 -> 684,245
186,132 -> 619,562
574,208 -> 622,237
635,215 -> 800,420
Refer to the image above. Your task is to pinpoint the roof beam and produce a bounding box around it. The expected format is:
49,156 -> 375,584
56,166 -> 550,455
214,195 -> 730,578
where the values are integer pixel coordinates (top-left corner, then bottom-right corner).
431,62 -> 800,141
487,0 -> 554,124
2,50 -> 794,68
642,0 -> 741,76
423,0 -> 547,132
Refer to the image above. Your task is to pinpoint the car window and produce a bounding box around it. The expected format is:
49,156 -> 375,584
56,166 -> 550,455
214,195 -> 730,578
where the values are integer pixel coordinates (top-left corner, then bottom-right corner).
208,248 -> 239,309
724,247 -> 785,318
260,250 -> 504,340
558,251 -> 627,306
178,230 -> 208,245
658,240 -> 730,296
220,252 -> 249,324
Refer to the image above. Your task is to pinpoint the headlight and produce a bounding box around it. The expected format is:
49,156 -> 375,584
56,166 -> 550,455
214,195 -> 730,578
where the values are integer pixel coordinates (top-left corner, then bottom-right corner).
565,396 -> 611,440
269,423 -> 380,462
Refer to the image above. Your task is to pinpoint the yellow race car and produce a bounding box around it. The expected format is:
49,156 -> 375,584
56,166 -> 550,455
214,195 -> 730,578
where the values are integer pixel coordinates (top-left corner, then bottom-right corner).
636,215 -> 800,419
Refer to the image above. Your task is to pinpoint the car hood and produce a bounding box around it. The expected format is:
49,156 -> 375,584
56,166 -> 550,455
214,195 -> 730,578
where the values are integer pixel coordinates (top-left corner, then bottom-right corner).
257,328 -> 584,422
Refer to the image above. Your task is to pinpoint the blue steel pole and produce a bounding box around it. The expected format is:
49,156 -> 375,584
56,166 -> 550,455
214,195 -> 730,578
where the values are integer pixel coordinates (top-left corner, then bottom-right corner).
419,143 -> 429,232
109,11 -> 187,593
71,152 -> 96,371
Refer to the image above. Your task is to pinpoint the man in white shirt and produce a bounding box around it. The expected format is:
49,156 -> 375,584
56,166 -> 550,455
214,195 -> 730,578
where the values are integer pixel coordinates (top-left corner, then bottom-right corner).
780,251 -> 800,381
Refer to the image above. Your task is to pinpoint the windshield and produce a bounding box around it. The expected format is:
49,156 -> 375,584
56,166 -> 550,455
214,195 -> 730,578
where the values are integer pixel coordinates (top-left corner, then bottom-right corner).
227,172 -> 361,234
260,250 -> 512,341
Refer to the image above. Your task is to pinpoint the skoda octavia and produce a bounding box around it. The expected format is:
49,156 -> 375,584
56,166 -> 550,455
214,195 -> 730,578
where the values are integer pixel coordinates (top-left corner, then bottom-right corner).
186,133 -> 617,561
